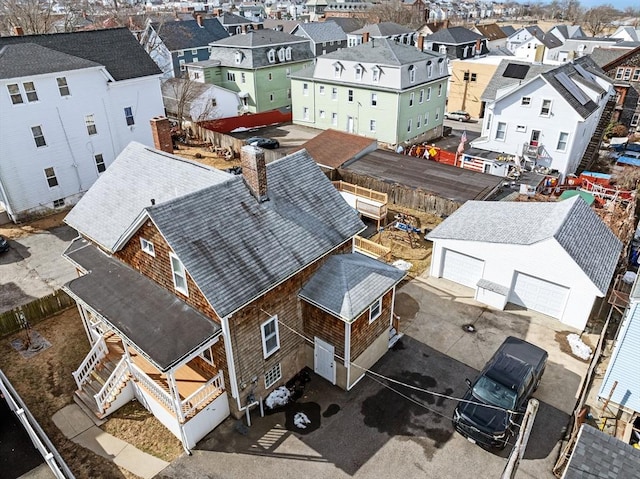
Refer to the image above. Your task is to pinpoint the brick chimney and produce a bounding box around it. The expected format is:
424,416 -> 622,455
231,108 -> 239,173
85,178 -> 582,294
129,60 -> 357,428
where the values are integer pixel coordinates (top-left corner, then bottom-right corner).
362,31 -> 369,43
150,116 -> 173,154
196,14 -> 203,27
13,26 -> 24,36
216,8 -> 223,16
241,146 -> 268,202
417,34 -> 424,51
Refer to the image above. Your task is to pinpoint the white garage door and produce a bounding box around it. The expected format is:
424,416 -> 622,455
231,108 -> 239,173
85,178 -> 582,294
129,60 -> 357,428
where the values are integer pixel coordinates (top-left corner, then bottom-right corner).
441,249 -> 484,289
509,272 -> 569,319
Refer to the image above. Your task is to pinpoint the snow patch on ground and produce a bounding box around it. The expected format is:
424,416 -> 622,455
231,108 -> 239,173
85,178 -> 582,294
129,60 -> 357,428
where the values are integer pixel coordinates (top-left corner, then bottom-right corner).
265,386 -> 291,409
392,259 -> 413,271
293,412 -> 311,429
567,333 -> 592,360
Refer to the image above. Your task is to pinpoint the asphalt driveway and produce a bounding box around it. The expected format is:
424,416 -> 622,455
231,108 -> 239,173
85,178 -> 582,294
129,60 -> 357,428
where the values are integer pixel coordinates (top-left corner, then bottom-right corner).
157,275 -> 587,479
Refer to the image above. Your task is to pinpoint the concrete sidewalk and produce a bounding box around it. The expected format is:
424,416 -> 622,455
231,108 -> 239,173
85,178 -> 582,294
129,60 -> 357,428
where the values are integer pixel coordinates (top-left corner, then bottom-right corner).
52,404 -> 169,479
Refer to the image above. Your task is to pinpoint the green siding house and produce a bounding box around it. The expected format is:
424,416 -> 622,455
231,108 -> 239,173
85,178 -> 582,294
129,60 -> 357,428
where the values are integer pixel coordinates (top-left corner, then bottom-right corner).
186,30 -> 314,114
291,38 -> 449,146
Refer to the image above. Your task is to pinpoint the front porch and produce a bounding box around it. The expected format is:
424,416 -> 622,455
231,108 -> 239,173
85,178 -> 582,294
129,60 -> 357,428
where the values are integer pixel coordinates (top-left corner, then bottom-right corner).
332,180 -> 388,228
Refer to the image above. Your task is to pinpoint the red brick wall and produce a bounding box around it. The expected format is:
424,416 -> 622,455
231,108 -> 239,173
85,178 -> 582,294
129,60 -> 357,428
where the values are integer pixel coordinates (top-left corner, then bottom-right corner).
351,288 -> 393,359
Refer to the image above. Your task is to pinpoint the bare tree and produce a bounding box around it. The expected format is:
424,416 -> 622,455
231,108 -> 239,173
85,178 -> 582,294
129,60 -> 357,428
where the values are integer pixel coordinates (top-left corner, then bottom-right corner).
582,4 -> 618,36
559,0 -> 582,23
0,0 -> 56,35
163,78 -> 219,133
365,1 -> 420,29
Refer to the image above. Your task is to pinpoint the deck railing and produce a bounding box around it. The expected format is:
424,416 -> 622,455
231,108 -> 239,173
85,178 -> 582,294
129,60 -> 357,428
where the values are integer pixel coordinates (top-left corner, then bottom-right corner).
181,371 -> 225,419
72,336 -> 108,390
95,356 -> 130,415
332,181 -> 388,204
130,364 -> 177,416
354,236 -> 392,262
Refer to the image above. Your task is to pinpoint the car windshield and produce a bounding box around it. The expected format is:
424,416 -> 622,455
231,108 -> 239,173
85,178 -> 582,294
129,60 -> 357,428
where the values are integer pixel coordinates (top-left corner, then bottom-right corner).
472,376 -> 517,410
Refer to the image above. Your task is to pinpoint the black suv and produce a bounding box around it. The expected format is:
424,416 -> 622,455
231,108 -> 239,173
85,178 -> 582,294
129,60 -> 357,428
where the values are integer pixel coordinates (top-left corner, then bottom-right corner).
452,336 -> 547,449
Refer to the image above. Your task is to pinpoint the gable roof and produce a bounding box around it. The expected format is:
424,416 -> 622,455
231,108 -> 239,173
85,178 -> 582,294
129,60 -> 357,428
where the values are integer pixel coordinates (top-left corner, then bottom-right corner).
481,59 -> 553,102
474,23 -> 506,41
148,149 -> 365,318
426,26 -> 483,44
321,37 -> 443,66
598,45 -> 640,70
150,18 -> 229,51
211,28 -> 309,47
500,25 -> 516,37
216,12 -> 254,26
300,129 -> 377,169
64,142 -> 230,251
564,424 -> 640,479
427,196 -> 621,294
589,47 -> 634,68
0,43 -> 101,79
0,28 -> 160,81
293,22 -> 347,43
325,18 -> 364,34
352,22 -> 414,37
262,19 -> 301,34
299,253 -> 406,322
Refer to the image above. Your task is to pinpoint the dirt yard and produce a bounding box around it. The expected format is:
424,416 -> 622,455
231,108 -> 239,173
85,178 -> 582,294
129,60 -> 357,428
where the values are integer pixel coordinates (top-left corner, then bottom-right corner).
0,211 -> 69,240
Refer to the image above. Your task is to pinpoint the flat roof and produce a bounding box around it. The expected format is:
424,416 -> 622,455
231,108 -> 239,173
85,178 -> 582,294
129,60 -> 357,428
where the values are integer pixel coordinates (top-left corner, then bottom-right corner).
341,149 -> 503,203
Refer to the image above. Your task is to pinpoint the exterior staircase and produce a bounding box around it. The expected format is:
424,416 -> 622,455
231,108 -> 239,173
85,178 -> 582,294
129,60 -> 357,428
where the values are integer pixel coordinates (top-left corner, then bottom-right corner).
576,98 -> 616,175
75,356 -> 131,420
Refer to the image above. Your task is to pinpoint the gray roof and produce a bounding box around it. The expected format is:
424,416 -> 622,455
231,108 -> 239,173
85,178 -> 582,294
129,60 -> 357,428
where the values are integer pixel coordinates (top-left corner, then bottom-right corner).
216,12 -> 253,26
211,29 -> 310,47
325,18 -> 362,34
564,424 -> 640,479
352,22 -> 414,37
590,47 -> 634,68
150,18 -> 229,51
426,196 -> 622,294
321,37 -> 444,66
299,253 -> 406,322
0,43 -> 101,79
482,59 -> 553,101
500,25 -> 516,37
426,26 -> 483,44
540,31 -> 562,49
64,238 -> 221,372
0,28 -> 161,81
293,22 -> 347,43
148,149 -> 365,318
64,142 -> 230,251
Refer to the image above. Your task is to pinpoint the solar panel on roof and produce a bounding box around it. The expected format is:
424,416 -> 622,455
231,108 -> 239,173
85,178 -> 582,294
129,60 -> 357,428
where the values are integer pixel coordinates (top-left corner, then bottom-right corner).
556,71 -> 590,106
573,63 -> 593,82
503,63 -> 530,79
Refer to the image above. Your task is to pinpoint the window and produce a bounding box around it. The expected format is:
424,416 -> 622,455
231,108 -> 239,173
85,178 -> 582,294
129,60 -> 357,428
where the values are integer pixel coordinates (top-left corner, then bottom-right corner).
303,83 -> 309,96
348,89 -> 353,102
417,115 -> 421,128
521,97 -> 531,106
331,112 -> 337,125
631,113 -> 639,127
516,125 -> 526,132
44,167 -> 58,187
261,316 -> 280,358
438,84 -> 442,96
632,68 -> 640,82
419,89 -> 424,103
191,49 -> 197,55
286,67 -> 291,78
470,73 -> 477,82
319,85 -> 325,95
407,118 -> 412,132
370,119 -> 376,131
319,109 -> 326,119
287,88 -> 291,99
85,114 -> 97,135
371,93 -> 377,106
439,61 -> 445,75
7,84 -> 23,104
241,72 -> 246,83
264,363 -> 281,388
369,297 -> 382,323
487,113 -> 492,131
426,87 -> 431,101
124,107 -> 135,126
615,68 -> 624,80
57,77 -> 70,96
435,109 -> 440,120
334,65 -> 341,78
267,49 -> 276,63
268,73 -> 273,81
331,87 -> 337,100
463,71 -> 470,81
557,131 -> 569,151
235,51 -> 242,64
540,99 -> 552,116
285,47 -> 292,61
227,72 -> 236,81
200,347 -> 215,366
623,68 -> 632,81
31,125 -> 46,147
179,59 -> 186,72
372,67 -> 380,82
140,238 -> 155,256
277,48 -> 285,62
95,154 -> 106,173
409,65 -> 416,83
53,198 -> 65,208
496,121 -> 507,140
269,94 -> 274,102
23,82 -> 38,102
424,112 -> 429,125
409,92 -> 414,107
303,107 -> 309,120
170,253 -> 188,296
427,62 -> 433,77
192,72 -> 201,80
355,66 -> 362,81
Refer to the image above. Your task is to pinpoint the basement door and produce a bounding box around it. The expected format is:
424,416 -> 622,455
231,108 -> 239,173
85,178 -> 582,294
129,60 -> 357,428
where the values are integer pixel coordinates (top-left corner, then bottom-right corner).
509,272 -> 569,319
441,249 -> 484,289
314,337 -> 336,385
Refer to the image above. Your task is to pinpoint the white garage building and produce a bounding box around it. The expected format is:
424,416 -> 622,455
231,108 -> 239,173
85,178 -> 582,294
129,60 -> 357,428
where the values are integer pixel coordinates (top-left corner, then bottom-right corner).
426,196 -> 622,331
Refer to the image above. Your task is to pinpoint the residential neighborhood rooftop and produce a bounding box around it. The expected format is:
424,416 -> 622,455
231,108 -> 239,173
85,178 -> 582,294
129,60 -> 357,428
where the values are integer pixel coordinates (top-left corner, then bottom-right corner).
320,37 -> 444,65
426,26 -> 484,44
0,43 -> 100,79
149,18 -> 229,51
211,28 -> 310,47
300,129 -> 377,169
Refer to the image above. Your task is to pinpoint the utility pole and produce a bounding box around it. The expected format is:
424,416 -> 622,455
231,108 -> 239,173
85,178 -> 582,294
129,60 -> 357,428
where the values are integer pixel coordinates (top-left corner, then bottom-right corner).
501,399 -> 539,479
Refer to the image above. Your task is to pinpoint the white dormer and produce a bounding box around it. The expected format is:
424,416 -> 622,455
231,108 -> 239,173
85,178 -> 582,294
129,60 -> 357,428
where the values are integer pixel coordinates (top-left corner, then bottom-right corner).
277,48 -> 285,62
409,65 -> 416,83
333,61 -> 343,78
439,45 -> 447,55
285,46 -> 292,61
234,51 -> 243,64
372,66 -> 380,83
355,64 -> 363,81
267,48 -> 276,63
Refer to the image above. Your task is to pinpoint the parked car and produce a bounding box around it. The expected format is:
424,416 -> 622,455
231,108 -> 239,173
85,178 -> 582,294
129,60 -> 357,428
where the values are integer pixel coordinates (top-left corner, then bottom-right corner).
444,111 -> 471,122
245,137 -> 280,149
452,336 -> 548,449
0,235 -> 9,253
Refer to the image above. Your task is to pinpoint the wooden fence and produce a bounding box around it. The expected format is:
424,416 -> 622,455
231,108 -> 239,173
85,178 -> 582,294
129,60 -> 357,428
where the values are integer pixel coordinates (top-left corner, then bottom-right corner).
195,127 -> 285,164
0,290 -> 75,338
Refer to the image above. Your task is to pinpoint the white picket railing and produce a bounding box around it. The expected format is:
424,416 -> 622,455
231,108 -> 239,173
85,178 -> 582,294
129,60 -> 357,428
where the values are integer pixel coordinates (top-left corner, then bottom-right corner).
95,357 -> 130,415
72,336 -> 108,390
181,371 -> 225,419
130,364 -> 176,415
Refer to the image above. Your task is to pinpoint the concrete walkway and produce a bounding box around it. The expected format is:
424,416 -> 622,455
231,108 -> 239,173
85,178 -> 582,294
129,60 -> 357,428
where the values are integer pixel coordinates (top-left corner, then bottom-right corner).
52,404 -> 168,479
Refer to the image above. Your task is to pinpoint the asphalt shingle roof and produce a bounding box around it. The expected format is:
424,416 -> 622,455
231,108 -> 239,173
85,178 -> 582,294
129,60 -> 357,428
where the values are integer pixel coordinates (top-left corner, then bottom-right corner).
564,425 -> 640,479
481,59 -> 553,101
352,22 -> 415,37
426,196 -> 622,294
64,142 -> 230,251
426,26 -> 483,44
300,129 -> 377,169
212,29 -> 309,47
321,37 -> 444,66
325,18 -> 362,34
0,28 -> 160,81
150,18 -> 229,51
299,253 -> 406,322
474,23 -> 507,41
217,12 -> 253,25
0,43 -> 100,79
293,22 -> 347,43
148,149 -> 365,318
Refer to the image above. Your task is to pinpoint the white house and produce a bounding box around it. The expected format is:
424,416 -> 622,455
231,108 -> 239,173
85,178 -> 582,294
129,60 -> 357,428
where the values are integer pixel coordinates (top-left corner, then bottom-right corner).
426,196 -> 622,331
470,57 -> 613,180
0,28 -> 164,222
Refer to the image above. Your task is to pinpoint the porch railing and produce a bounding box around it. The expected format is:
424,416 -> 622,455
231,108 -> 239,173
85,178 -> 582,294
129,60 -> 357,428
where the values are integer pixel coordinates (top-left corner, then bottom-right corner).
72,336 -> 108,390
95,356 -> 130,415
181,371 -> 225,419
130,364 -> 176,416
356,198 -> 388,221
354,236 -> 392,262
332,181 -> 388,204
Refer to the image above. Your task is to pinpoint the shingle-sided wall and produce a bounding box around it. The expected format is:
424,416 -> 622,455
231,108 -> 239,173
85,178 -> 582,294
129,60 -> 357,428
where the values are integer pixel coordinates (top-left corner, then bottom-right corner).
351,288 -> 393,359
302,302 -> 346,358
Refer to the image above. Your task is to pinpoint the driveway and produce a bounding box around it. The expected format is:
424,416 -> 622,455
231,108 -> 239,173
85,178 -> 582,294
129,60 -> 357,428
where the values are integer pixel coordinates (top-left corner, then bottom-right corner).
157,275 -> 587,479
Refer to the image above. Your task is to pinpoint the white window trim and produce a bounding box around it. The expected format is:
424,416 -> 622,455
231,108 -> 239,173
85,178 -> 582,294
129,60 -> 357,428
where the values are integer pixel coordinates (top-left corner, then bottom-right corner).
261,315 -> 280,359
200,346 -> 215,366
169,252 -> 189,296
556,131 -> 569,151
495,121 -> 507,141
369,297 -> 382,323
540,99 -> 552,117
140,238 -> 155,256
521,97 -> 531,106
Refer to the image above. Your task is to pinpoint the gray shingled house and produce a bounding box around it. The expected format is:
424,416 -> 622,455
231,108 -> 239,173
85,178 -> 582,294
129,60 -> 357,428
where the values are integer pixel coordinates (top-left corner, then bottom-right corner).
61,126 -> 405,451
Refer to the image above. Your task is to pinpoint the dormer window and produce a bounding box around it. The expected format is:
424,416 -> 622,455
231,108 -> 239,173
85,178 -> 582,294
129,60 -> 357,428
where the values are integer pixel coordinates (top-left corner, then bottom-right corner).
355,65 -> 363,81
235,51 -> 242,64
427,61 -> 433,77
439,45 -> 447,55
438,58 -> 445,74
409,65 -> 416,83
277,48 -> 285,62
267,49 -> 276,63
285,46 -> 292,61
334,63 -> 342,78
372,66 -> 380,83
